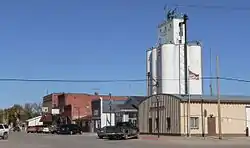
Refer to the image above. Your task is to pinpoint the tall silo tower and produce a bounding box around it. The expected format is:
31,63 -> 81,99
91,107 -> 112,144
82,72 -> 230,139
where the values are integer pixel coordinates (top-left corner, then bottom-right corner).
146,8 -> 203,96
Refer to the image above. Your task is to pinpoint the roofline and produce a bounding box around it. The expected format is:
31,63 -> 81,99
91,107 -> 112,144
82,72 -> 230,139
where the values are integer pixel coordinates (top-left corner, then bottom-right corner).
181,99 -> 250,104
43,92 -> 144,98
43,93 -> 63,98
45,92 -> 129,97
92,97 -> 128,101
146,94 -> 250,104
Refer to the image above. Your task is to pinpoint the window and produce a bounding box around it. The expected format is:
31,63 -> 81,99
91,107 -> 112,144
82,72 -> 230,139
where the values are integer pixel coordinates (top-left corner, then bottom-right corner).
190,117 -> 199,129
4,125 -> 8,129
128,112 -> 136,118
155,118 -> 159,129
0,125 -> 3,129
166,117 -> 171,130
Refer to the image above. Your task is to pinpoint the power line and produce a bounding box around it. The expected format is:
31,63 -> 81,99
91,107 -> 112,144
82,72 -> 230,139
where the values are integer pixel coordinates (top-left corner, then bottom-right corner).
0,76 -> 248,83
170,4 -> 250,11
0,78 -> 146,83
220,77 -> 250,83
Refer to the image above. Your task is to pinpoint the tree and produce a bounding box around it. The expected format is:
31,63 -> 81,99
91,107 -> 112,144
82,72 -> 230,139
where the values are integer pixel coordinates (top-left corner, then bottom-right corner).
31,102 -> 42,117
0,109 -> 3,123
23,102 -> 42,119
0,102 -> 43,126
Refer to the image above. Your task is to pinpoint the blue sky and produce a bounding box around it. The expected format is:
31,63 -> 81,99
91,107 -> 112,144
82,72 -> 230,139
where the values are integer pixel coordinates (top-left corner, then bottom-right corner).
0,0 -> 250,107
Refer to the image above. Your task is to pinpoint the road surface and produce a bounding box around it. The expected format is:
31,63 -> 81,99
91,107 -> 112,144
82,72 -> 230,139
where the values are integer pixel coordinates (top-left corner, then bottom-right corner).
0,132 -> 250,148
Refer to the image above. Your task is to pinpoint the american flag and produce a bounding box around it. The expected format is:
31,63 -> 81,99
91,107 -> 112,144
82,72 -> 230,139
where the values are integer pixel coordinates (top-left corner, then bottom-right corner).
189,69 -> 200,80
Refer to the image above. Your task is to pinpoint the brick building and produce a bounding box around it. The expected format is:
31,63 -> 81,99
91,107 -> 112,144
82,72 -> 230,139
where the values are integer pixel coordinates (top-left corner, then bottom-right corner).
57,93 -> 128,121
42,93 -> 63,113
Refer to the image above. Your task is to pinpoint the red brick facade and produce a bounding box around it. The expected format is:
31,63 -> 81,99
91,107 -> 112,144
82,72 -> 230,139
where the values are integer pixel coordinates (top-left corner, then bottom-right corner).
42,93 -> 63,113
57,93 -> 128,120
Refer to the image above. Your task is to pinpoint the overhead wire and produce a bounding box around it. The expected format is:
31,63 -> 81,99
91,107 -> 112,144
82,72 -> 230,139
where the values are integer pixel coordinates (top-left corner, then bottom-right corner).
0,77 -> 248,83
171,4 -> 250,11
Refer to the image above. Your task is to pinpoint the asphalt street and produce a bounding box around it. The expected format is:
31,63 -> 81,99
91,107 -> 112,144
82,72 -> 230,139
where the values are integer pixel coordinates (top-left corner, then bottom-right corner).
1,132 -> 250,148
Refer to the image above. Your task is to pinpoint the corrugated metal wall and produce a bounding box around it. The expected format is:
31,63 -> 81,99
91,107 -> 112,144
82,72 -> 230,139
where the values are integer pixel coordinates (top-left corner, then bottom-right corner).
139,94 -> 181,135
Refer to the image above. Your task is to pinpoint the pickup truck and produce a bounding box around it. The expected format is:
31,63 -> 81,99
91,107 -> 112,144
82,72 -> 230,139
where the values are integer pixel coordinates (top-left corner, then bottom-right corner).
105,122 -> 139,140
0,124 -> 9,140
97,126 -> 107,139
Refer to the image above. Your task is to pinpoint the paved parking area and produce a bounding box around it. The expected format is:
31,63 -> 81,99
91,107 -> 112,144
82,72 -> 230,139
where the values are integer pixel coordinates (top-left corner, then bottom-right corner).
1,132 -> 250,148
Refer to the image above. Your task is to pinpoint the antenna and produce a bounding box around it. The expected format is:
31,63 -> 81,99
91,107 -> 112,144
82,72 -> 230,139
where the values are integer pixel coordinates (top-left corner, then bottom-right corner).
164,4 -> 168,20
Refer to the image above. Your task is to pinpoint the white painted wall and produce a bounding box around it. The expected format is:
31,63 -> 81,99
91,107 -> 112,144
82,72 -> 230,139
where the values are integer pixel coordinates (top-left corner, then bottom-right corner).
157,18 -> 185,45
99,97 -> 115,128
171,18 -> 185,44
26,116 -> 43,127
151,48 -> 158,95
146,49 -> 152,96
101,113 -> 115,127
123,114 -> 129,122
156,43 -> 202,95
181,103 -> 247,135
158,44 -> 180,94
188,44 -> 202,94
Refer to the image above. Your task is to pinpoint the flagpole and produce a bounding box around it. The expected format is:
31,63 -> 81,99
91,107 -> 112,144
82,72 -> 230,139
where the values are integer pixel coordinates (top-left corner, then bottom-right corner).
187,66 -> 191,137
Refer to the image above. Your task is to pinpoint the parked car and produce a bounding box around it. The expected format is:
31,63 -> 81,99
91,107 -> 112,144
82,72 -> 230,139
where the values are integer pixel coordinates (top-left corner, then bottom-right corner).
42,127 -> 50,133
0,124 -> 9,140
12,126 -> 21,132
57,124 -> 83,135
49,125 -> 60,134
97,126 -> 108,139
105,122 -> 139,140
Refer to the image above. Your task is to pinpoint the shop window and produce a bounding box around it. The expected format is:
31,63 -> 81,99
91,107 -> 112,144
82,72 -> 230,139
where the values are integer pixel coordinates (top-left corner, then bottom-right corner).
190,117 -> 199,129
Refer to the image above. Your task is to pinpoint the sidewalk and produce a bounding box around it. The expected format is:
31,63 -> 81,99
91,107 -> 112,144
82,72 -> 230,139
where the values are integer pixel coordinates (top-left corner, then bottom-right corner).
139,135 -> 250,146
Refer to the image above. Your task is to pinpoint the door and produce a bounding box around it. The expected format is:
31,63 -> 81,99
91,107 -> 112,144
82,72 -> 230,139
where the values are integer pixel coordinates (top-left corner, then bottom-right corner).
148,118 -> 152,133
246,107 -> 250,136
207,117 -> 216,136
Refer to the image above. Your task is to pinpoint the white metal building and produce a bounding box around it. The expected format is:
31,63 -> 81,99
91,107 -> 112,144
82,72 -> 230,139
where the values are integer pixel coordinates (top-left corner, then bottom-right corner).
146,9 -> 202,96
139,94 -> 250,137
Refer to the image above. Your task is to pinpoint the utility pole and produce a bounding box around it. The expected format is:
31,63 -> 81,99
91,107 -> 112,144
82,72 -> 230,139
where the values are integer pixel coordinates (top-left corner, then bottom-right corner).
187,66 -> 191,137
147,72 -> 151,96
201,44 -> 205,138
201,98 -> 205,137
216,56 -> 222,139
109,93 -> 112,126
209,48 -> 213,96
156,95 -> 160,138
149,71 -> 160,138
183,14 -> 189,95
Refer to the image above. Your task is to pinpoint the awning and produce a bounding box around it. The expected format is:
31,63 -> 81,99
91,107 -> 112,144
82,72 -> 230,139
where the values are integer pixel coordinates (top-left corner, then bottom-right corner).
39,113 -> 53,122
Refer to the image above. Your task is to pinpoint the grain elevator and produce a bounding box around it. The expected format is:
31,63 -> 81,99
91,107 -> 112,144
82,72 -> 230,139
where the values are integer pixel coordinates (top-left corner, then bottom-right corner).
146,9 -> 202,96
